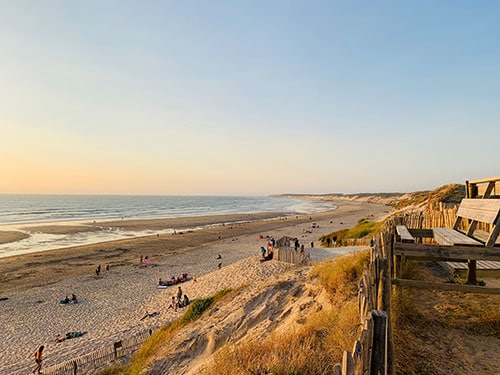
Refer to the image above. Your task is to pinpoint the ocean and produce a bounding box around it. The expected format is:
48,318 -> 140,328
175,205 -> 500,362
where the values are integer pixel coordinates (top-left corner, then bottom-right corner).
0,195 -> 336,258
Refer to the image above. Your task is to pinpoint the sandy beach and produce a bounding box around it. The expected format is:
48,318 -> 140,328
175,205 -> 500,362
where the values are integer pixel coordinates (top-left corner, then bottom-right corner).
0,201 -> 390,374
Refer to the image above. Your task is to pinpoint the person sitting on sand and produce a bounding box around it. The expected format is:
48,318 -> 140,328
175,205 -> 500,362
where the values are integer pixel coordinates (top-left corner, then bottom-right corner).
71,293 -> 78,304
260,248 -> 274,262
261,246 -> 266,258
168,296 -> 177,310
183,294 -> 190,307
62,296 -> 70,304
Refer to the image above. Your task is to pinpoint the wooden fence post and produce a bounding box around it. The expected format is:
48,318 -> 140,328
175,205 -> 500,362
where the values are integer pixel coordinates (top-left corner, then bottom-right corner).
371,310 -> 387,375
342,350 -> 354,375
114,341 -> 122,359
352,340 -> 363,375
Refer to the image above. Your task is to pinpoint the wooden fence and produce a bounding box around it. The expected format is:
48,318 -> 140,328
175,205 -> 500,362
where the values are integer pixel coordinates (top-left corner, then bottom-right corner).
331,226 -> 394,375
41,328 -> 155,375
275,246 -> 311,265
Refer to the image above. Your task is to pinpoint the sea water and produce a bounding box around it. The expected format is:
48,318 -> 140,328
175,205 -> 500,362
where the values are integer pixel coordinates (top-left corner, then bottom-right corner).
0,195 -> 336,257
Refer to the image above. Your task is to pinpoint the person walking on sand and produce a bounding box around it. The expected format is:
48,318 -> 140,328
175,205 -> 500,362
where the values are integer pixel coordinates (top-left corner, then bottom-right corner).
33,345 -> 44,374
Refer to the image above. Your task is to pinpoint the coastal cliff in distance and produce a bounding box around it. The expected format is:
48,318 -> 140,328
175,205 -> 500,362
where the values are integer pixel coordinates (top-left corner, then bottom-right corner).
272,192 -> 408,206
272,184 -> 466,210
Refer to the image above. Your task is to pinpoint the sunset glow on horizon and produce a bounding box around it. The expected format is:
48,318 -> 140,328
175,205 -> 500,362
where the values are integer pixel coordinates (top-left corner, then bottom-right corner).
1,1 -> 499,196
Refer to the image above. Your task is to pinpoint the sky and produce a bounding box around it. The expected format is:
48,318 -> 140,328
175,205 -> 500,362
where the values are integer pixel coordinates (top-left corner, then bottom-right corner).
0,1 -> 499,196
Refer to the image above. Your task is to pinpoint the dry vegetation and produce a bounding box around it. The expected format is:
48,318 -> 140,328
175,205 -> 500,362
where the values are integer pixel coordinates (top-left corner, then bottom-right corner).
392,262 -> 500,375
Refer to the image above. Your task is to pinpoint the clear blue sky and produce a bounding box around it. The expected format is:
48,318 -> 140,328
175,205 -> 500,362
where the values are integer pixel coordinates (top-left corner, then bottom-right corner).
1,1 -> 499,195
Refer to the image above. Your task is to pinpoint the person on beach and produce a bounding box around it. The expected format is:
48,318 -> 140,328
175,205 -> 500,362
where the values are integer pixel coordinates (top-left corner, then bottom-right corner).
168,296 -> 177,310
177,286 -> 183,305
183,294 -> 190,307
218,261 -> 222,269
71,293 -> 78,304
33,345 -> 44,374
261,246 -> 266,258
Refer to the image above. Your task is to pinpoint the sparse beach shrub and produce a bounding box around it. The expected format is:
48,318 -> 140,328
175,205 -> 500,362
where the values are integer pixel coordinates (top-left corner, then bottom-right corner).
320,218 -> 379,247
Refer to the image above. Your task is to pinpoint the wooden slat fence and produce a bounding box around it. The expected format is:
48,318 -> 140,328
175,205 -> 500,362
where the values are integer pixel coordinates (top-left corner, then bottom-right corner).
332,225 -> 395,375
41,328 -> 155,375
275,246 -> 311,265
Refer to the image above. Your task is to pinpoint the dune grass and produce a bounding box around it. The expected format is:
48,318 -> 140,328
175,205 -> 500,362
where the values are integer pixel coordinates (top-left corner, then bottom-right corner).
202,251 -> 369,375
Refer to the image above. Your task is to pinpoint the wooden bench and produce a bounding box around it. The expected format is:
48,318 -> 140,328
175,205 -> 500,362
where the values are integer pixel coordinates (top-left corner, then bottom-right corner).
396,225 -> 415,243
433,198 -> 500,247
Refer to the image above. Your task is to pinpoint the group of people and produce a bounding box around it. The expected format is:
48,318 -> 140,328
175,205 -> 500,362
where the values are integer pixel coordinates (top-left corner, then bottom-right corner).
60,293 -> 79,305
157,273 -> 190,287
260,246 -> 274,262
168,285 -> 190,311
95,264 -> 110,276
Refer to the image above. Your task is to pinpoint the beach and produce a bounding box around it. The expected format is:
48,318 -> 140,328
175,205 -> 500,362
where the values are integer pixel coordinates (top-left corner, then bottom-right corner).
0,201 -> 390,374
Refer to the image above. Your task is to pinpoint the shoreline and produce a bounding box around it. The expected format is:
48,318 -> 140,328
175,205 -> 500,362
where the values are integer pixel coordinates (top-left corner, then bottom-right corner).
0,211 -> 294,259
0,200 -> 391,374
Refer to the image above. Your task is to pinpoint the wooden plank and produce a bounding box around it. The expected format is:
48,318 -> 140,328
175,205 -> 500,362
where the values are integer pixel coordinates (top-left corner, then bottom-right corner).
456,199 -> 500,224
468,175 -> 500,185
433,228 -> 482,246
396,225 -> 415,243
392,279 -> 500,294
394,242 -> 500,261
408,228 -> 434,238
